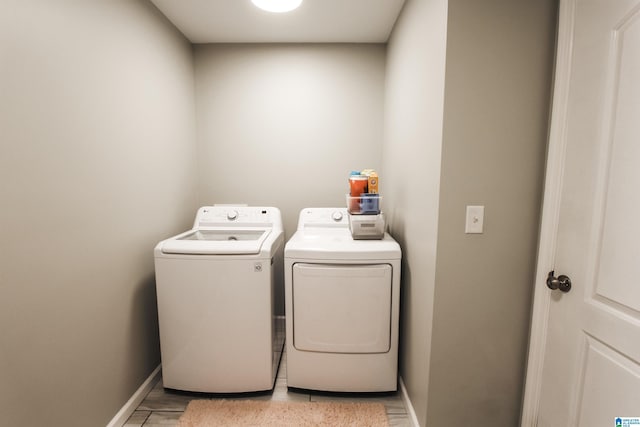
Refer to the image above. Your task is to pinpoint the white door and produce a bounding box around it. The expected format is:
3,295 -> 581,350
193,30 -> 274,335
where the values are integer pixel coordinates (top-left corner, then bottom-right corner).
522,0 -> 640,425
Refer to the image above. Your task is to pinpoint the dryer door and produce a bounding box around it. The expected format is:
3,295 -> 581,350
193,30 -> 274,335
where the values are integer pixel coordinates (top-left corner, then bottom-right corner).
292,263 -> 392,354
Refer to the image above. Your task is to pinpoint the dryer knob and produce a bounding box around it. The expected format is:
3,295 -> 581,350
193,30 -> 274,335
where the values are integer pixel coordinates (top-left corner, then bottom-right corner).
331,211 -> 343,222
227,210 -> 238,221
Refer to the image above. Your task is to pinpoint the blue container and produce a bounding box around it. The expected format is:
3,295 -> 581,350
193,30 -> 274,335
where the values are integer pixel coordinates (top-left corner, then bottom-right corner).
359,194 -> 380,214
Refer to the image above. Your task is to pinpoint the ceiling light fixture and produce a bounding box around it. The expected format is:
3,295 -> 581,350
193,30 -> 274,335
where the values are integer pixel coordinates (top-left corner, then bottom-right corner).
251,0 -> 303,13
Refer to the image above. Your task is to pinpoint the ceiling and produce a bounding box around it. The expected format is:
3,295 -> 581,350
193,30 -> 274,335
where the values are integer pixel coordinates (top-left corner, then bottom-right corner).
150,0 -> 406,44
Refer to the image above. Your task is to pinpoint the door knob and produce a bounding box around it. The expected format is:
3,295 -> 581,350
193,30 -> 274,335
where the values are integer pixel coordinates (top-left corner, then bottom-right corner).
546,270 -> 571,293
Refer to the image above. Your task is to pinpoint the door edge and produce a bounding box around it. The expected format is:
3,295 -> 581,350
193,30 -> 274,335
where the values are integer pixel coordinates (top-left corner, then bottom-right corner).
520,0 -> 577,425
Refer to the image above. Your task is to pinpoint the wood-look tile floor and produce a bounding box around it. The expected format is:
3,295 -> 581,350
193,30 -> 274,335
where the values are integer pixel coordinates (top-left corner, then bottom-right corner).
125,350 -> 412,426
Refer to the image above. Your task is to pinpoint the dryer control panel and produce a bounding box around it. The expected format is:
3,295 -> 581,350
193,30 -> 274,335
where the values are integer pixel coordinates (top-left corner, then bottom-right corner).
194,206 -> 280,228
297,208 -> 349,229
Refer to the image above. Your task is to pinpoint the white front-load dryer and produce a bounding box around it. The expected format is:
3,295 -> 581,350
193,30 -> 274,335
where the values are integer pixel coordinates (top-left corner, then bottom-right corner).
284,208 -> 401,392
154,206 -> 284,393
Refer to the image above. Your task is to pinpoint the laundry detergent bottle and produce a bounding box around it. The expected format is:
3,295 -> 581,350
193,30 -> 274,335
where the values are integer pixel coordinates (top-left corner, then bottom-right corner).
348,171 -> 368,213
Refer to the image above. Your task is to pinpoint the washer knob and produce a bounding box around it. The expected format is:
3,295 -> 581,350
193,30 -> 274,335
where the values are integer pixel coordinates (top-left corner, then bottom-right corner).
331,211 -> 343,222
227,210 -> 238,221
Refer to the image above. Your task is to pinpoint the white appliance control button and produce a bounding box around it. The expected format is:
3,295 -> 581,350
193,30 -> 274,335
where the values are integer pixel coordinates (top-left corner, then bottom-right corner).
331,211 -> 343,222
227,210 -> 238,221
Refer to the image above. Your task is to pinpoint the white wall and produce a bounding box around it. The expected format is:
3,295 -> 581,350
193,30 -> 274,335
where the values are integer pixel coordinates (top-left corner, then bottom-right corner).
383,0 -> 449,425
0,1 -> 197,425
194,44 -> 386,239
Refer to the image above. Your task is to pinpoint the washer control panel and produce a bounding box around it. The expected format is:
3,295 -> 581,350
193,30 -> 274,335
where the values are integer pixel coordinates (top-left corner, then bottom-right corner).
194,206 -> 276,228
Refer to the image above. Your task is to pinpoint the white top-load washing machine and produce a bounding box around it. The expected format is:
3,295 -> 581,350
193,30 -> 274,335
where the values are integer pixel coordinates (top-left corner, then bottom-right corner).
284,208 -> 401,392
154,206 -> 284,393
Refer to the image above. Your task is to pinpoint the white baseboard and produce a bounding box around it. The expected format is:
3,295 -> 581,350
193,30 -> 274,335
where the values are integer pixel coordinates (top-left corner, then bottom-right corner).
399,376 -> 420,427
106,364 -> 162,427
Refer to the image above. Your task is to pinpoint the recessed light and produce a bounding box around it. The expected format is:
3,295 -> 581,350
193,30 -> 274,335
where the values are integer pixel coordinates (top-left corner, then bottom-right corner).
251,0 -> 303,13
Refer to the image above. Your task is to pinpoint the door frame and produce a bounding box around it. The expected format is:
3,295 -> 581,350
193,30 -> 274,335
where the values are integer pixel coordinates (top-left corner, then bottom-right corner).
520,0 -> 576,425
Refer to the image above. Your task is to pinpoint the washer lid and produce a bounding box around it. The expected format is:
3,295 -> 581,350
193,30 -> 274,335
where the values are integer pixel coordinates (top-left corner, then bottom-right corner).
160,228 -> 271,255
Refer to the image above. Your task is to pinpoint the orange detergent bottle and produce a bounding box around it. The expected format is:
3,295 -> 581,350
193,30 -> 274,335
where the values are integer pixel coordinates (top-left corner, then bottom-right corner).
349,172 -> 368,213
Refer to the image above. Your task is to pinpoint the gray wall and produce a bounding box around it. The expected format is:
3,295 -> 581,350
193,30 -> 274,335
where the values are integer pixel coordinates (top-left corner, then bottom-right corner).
194,44 -> 386,239
427,0 -> 557,426
383,0 -> 557,425
0,1 -> 558,425
0,1 -> 197,426
382,1 -> 448,426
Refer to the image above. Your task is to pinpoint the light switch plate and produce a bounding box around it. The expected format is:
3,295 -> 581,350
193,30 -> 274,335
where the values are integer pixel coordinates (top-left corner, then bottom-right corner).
465,205 -> 484,234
